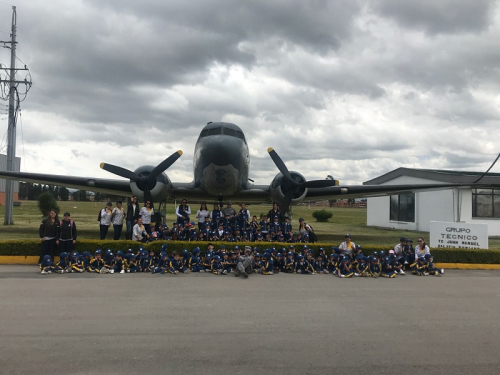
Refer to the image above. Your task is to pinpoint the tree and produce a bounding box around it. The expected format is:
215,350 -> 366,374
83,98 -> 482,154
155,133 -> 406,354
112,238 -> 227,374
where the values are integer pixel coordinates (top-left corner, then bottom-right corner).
59,187 -> 70,201
37,192 -> 60,217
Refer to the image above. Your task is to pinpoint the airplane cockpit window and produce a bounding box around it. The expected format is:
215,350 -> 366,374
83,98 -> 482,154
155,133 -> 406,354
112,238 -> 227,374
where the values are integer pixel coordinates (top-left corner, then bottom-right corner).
236,131 -> 246,142
223,128 -> 237,137
207,127 -> 222,136
199,126 -> 246,143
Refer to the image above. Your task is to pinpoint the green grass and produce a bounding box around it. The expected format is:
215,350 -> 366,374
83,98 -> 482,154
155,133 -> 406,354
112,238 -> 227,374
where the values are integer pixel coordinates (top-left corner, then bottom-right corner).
1,201 -> 499,249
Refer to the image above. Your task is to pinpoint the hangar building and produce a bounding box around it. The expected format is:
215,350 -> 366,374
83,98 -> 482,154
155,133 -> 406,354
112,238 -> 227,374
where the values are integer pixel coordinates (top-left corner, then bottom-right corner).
364,168 -> 500,236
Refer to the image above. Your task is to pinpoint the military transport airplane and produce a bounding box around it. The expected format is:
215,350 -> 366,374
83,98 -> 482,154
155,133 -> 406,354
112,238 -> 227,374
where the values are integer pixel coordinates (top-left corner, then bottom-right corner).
0,121 -> 494,214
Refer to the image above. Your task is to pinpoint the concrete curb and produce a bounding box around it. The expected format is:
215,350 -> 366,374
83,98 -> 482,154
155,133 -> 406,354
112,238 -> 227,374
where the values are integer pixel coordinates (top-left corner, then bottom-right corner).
0,256 -> 499,269
434,263 -> 500,270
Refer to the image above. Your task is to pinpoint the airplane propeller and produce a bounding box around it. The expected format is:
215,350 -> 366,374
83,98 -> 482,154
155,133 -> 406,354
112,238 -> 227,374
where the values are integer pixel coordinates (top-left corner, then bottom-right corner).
100,150 -> 183,206
267,147 -> 337,213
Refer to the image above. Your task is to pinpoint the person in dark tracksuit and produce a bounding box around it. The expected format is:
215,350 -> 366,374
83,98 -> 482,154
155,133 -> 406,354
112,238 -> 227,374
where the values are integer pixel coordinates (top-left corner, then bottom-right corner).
89,249 -> 105,273
169,252 -> 189,274
59,212 -> 77,255
39,209 -> 60,264
126,196 -> 140,240
294,255 -> 315,274
211,255 -> 226,275
425,254 -> 444,276
382,256 -> 397,278
337,256 -> 354,278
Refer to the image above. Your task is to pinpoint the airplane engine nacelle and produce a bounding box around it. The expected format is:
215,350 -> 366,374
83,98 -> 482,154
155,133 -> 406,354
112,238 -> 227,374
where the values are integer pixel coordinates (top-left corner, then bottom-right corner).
269,171 -> 308,204
129,165 -> 172,201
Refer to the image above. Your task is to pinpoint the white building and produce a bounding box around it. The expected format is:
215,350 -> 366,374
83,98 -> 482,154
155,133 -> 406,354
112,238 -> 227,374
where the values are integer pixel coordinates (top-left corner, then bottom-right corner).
364,168 -> 500,235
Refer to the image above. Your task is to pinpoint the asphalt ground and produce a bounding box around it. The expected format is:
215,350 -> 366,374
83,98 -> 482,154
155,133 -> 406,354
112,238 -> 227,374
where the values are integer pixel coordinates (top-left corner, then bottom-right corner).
1,266 -> 500,375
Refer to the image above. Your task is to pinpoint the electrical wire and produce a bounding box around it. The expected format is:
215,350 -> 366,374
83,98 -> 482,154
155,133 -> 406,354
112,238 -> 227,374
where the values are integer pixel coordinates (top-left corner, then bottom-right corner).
474,153 -> 500,183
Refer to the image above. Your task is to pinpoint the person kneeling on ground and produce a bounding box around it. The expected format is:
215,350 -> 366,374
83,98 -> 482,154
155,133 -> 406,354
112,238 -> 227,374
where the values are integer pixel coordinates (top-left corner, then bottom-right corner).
234,246 -> 254,278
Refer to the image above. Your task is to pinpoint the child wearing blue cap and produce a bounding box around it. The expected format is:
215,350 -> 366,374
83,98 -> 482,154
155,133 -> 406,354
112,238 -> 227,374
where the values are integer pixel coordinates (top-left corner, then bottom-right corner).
424,254 -> 444,276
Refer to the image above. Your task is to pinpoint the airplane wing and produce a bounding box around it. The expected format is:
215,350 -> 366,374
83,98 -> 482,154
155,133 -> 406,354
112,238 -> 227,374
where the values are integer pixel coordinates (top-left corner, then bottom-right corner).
303,183 -> 496,201
0,171 -> 132,196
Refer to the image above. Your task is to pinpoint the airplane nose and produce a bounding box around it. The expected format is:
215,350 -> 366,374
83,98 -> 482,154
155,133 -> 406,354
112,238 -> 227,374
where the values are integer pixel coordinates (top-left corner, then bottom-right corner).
202,138 -> 242,166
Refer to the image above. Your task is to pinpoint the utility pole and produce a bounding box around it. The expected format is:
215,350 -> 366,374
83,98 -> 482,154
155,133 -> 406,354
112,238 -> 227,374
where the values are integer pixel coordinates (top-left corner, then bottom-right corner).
1,6 -> 32,224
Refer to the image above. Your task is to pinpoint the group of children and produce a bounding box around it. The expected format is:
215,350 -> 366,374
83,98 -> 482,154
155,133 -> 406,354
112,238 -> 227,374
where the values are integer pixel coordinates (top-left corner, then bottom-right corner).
39,242 -> 444,277
148,215 -> 309,243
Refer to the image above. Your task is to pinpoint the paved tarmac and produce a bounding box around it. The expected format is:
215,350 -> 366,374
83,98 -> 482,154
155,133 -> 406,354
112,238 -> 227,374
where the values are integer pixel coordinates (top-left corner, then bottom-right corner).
1,266 -> 500,375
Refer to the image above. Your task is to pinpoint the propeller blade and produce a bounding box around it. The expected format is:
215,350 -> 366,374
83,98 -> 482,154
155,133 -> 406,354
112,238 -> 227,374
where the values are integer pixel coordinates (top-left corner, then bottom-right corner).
143,185 -> 154,208
279,190 -> 294,215
147,150 -> 183,184
100,163 -> 139,181
267,147 -> 292,181
300,179 -> 338,189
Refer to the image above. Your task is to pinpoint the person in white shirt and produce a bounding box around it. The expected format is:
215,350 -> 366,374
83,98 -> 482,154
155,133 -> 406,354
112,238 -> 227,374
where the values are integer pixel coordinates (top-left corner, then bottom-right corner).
414,237 -> 431,260
132,217 -> 149,242
139,201 -> 154,234
393,237 -> 405,261
339,234 -> 356,260
111,201 -> 125,240
195,202 -> 210,231
99,202 -> 113,240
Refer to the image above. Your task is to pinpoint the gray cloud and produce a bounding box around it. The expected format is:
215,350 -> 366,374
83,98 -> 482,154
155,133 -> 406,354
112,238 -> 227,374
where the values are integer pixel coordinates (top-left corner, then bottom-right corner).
1,0 -> 500,188
370,0 -> 495,35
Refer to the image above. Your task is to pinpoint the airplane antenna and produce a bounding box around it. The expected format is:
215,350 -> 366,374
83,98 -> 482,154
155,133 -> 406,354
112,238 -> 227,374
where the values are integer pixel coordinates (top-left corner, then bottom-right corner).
473,153 -> 500,183
1,6 -> 32,225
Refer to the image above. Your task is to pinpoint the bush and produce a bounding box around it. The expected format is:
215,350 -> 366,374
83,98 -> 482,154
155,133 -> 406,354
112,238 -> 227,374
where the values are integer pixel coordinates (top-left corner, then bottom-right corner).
37,192 -> 60,217
0,240 -> 499,263
312,210 -> 333,222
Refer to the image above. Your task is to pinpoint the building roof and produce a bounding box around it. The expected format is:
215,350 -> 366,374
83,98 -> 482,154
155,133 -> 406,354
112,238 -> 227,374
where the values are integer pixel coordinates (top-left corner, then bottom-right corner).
363,167 -> 500,185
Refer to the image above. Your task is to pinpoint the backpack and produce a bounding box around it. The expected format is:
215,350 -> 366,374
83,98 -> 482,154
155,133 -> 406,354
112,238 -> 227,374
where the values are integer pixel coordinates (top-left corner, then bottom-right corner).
97,209 -> 102,222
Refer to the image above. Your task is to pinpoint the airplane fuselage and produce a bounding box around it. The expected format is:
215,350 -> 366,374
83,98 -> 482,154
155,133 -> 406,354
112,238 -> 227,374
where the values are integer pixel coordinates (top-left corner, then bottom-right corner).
193,122 -> 250,198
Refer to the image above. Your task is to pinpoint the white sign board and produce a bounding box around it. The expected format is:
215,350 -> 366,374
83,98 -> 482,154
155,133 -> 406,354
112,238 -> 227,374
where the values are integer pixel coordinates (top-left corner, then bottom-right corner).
430,221 -> 488,249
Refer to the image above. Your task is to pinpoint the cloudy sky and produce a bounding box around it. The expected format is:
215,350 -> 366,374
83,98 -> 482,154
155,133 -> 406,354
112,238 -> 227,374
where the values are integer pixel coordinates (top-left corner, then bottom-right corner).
1,0 -> 499,187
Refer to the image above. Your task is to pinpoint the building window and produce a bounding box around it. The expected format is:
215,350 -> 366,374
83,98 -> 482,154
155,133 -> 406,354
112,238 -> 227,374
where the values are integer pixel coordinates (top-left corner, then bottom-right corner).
472,189 -> 500,218
390,193 -> 415,222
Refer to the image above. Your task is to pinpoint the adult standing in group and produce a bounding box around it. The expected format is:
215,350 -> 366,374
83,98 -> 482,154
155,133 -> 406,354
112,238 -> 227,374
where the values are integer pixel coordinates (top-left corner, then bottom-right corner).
195,202 -> 210,231
111,201 -> 125,240
132,217 -> 149,242
126,196 -> 140,240
298,218 -> 317,243
414,237 -> 431,260
267,202 -> 282,222
99,202 -> 113,240
210,203 -> 222,226
59,212 -> 77,254
339,234 -> 356,259
237,203 -> 251,232
222,202 -> 236,221
39,209 -> 60,263
175,199 -> 191,225
140,200 -> 154,234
